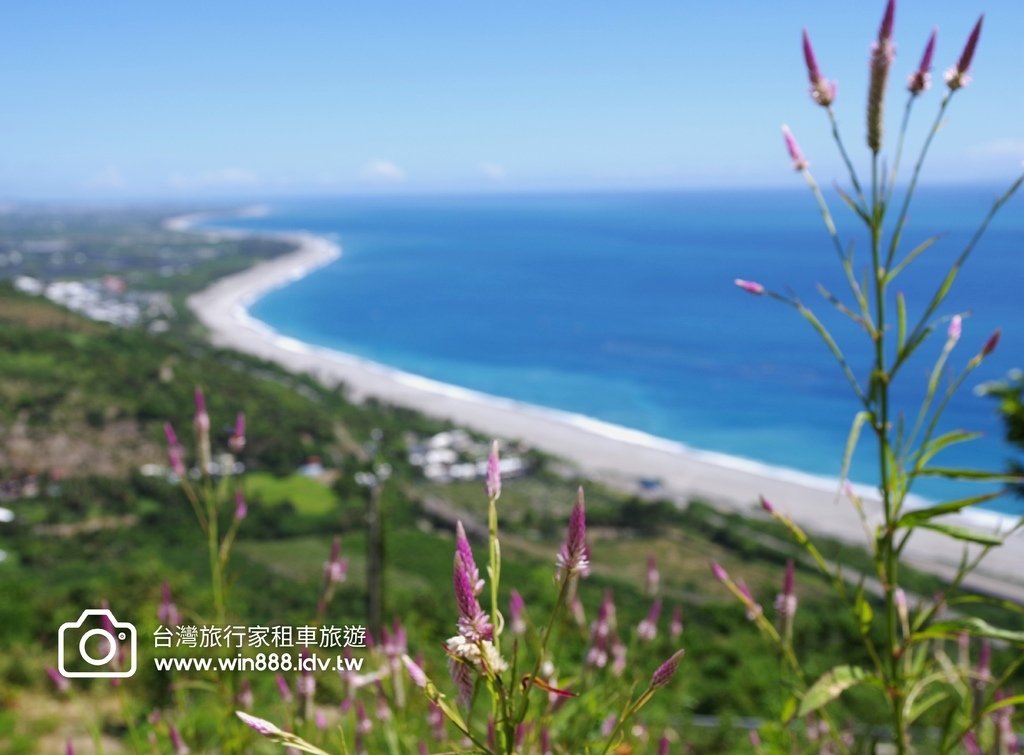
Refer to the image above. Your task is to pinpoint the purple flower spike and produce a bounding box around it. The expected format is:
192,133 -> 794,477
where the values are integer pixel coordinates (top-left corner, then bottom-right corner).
781,125 -> 808,171
158,582 -> 181,627
234,489 -> 248,521
455,521 -> 483,595
454,552 -> 492,641
66,740 -> 75,755
734,278 -> 765,296
775,560 -> 798,629
164,422 -> 186,477
651,649 -> 685,688
803,29 -> 837,106
760,496 -> 775,514
981,329 -> 1001,358
485,440 -> 501,500
193,387 -> 209,433
556,487 -> 589,578
658,733 -> 671,755
908,30 -> 937,94
946,16 -> 983,90
710,561 -> 729,583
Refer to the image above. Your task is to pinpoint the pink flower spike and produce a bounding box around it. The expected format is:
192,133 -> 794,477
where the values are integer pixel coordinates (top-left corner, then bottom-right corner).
737,579 -> 763,620
234,489 -> 248,521
760,496 -> 774,514
485,440 -> 501,500
658,734 -> 670,755
47,667 -> 70,693
402,654 -> 428,688
781,125 -> 808,171
670,606 -> 684,639
169,725 -> 189,754
193,387 -> 209,433
734,278 -> 765,296
651,649 -> 685,688
948,314 -> 962,344
66,740 -> 74,755
908,29 -> 937,94
803,29 -> 837,106
455,521 -> 483,595
645,554 -> 660,596
229,412 -> 246,453
556,487 -> 589,578
236,711 -> 284,738
275,673 -> 292,702
946,16 -> 983,90
710,561 -> 728,583
509,589 -> 526,635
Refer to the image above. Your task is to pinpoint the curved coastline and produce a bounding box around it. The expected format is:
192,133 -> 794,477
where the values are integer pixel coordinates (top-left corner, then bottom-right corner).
180,210 -> 1024,598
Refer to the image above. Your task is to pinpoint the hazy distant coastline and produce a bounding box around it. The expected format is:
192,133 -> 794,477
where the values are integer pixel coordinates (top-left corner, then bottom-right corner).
179,210 -> 1024,600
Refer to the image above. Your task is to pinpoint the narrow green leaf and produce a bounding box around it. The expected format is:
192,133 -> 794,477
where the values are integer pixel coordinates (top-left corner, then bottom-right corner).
896,292 -> 907,354
854,586 -> 873,637
897,492 -> 1002,528
983,694 -> 1024,716
833,182 -> 870,223
917,522 -> 1004,546
917,467 -> 1024,482
913,617 -> 1024,644
780,695 -> 799,723
839,412 -> 870,491
795,303 -> 865,404
886,234 -> 942,283
797,665 -> 870,717
907,690 -> 949,725
916,430 -> 982,470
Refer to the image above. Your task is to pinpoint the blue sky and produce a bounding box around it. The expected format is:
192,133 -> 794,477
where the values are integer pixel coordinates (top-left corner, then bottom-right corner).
1,1 -> 1021,199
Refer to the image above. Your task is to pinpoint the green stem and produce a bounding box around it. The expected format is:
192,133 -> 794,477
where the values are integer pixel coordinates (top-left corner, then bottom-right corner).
513,572 -> 573,727
884,93 -> 951,271
827,106 -> 868,211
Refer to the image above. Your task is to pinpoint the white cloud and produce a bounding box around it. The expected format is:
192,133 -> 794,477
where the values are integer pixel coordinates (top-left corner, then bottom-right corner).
167,168 -> 259,189
479,162 -> 507,181
84,165 -> 126,190
968,138 -> 1024,160
361,160 -> 406,183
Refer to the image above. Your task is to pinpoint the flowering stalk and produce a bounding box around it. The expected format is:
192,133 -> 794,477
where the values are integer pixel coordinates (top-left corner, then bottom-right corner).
486,440 -> 503,654
866,0 -> 895,154
598,650 -> 684,755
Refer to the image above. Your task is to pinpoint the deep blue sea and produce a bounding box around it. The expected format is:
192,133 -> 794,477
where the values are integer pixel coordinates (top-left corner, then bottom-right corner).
208,188 -> 1024,514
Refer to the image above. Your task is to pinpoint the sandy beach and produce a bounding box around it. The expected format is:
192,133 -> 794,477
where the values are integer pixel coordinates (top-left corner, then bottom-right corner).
183,217 -> 1024,601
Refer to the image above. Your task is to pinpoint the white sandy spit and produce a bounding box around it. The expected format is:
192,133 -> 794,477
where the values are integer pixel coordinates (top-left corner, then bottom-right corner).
180,213 -> 1024,600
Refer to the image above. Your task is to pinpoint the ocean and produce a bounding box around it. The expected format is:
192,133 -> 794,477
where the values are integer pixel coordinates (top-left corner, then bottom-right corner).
205,188 -> 1024,514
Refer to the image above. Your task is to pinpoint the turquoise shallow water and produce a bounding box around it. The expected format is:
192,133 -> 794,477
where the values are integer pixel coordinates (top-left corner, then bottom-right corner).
207,188 -> 1024,513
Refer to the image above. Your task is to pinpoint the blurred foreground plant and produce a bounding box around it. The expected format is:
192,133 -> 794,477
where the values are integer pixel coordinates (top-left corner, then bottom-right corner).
731,2 -> 1024,752
236,443 -> 685,753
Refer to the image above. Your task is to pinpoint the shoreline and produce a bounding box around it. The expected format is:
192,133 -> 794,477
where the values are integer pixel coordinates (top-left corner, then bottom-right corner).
180,211 -> 1024,600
